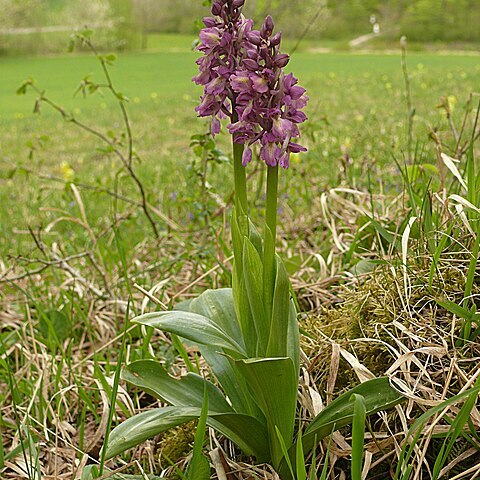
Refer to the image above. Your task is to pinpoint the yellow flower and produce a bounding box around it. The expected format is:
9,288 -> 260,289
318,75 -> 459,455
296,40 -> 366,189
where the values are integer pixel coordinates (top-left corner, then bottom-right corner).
60,161 -> 75,182
447,95 -> 457,112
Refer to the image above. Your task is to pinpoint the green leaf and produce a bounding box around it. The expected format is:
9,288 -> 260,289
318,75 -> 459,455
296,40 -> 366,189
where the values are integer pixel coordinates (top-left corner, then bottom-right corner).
303,377 -> 404,452
189,288 -> 242,342
82,466 -> 162,479
105,407 -> 201,459
248,219 -> 263,257
295,430 -> 307,480
198,346 -> 260,417
275,426 -> 295,480
187,386 -> 210,480
122,360 -> 233,413
105,53 -> 117,64
235,357 -> 297,467
231,208 -> 244,277
105,407 -> 270,462
243,237 -> 268,354
134,310 -> 246,358
38,309 -> 72,349
431,386 -> 478,480
232,268 -> 256,356
207,411 -> 270,461
176,288 -> 258,415
267,256 -> 291,358
287,300 -> 301,378
350,394 -> 366,480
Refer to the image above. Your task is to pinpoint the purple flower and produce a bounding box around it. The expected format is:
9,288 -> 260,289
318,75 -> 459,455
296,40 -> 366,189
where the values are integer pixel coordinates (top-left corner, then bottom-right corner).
242,145 -> 253,166
230,73 -> 252,93
194,0 -> 308,167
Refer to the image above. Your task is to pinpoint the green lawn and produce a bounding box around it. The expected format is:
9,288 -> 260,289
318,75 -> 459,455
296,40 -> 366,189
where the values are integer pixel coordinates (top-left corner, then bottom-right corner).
1,35 -> 480,255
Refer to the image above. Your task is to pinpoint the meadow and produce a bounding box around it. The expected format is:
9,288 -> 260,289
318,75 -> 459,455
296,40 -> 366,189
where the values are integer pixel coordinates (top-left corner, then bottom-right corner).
1,33 -> 480,479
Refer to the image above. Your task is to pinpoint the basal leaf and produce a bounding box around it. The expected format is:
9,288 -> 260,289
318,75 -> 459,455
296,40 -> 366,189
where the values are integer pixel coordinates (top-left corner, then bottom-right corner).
199,345 -> 262,417
302,377 -> 404,452
208,411 -> 270,461
176,288 -> 258,415
134,310 -> 246,358
189,288 -> 243,345
234,357 -> 297,467
122,360 -> 233,413
105,407 -> 270,462
104,407 -> 201,459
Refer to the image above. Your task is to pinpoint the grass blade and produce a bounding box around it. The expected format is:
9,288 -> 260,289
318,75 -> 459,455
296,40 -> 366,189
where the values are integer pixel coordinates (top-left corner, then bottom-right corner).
350,394 -> 366,480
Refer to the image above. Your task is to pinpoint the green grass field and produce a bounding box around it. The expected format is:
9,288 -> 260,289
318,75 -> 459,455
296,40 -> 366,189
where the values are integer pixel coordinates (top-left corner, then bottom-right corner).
1,34 -> 480,479
1,35 -> 479,256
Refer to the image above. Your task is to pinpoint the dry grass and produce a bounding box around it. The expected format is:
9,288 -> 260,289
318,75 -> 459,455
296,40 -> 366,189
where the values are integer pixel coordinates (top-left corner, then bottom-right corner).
2,176 -> 479,480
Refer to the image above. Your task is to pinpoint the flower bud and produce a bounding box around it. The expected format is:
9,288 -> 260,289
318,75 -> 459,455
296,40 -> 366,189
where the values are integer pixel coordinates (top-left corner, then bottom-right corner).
260,15 -> 274,38
232,0 -> 245,8
270,32 -> 282,46
211,0 -> 224,16
247,31 -> 262,46
242,58 -> 259,70
274,53 -> 289,68
203,16 -> 217,27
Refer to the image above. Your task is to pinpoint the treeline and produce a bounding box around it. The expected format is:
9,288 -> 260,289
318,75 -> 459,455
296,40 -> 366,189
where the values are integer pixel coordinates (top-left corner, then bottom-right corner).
1,0 -> 480,55
322,0 -> 480,42
138,0 -> 480,43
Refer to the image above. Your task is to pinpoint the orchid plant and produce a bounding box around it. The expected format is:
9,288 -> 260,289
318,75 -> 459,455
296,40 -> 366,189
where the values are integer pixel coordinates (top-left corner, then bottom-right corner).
105,0 -> 404,476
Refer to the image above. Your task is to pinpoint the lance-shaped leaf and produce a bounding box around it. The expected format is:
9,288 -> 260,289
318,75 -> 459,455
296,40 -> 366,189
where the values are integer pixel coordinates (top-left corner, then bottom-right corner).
302,377 -> 404,451
231,211 -> 256,355
234,357 -> 297,468
189,288 -> 242,346
266,256 -> 291,359
134,310 -> 246,358
174,287 -> 259,415
122,360 -> 233,413
104,407 -> 201,459
200,345 -> 264,418
278,377 -> 404,479
286,300 -> 300,378
187,386 -> 211,480
243,238 -> 269,355
105,407 -> 270,461
232,268 -> 257,357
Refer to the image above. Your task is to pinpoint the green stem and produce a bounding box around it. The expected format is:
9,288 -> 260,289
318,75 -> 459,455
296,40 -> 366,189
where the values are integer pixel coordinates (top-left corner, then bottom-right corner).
263,165 -> 279,326
233,142 -> 248,215
266,165 -> 278,245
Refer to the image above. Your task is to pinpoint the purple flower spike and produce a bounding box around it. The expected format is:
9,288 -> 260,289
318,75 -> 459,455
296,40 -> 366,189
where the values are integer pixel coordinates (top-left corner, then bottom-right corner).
194,0 -> 308,169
